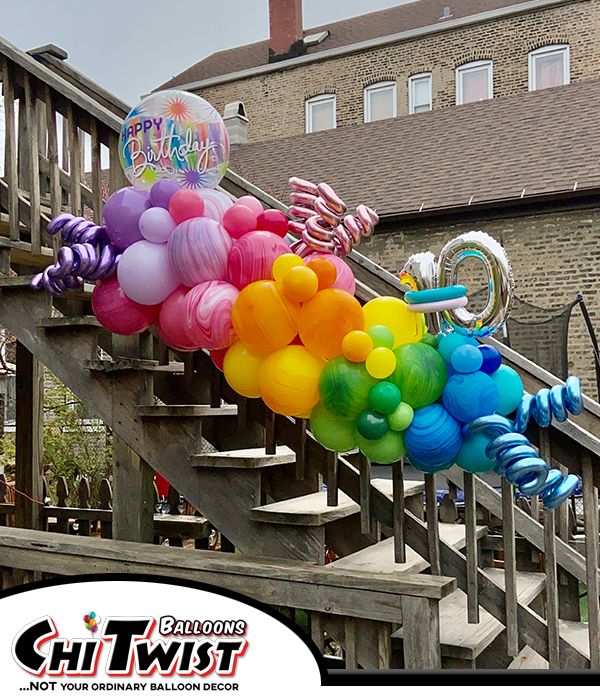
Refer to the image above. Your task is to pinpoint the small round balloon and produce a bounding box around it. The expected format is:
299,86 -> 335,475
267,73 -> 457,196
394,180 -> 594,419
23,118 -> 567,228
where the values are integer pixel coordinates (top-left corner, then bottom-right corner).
119,90 -> 229,190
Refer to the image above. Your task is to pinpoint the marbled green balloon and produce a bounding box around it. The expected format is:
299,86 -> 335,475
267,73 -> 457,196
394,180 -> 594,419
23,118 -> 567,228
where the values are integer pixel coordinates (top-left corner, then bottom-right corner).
357,430 -> 406,464
390,343 -> 447,409
319,356 -> 378,419
420,332 -> 438,347
310,402 -> 358,452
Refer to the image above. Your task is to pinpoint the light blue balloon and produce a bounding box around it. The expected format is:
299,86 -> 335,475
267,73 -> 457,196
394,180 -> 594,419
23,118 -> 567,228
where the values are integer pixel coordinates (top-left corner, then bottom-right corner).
437,332 -> 469,362
455,432 -> 497,474
491,365 -> 524,415
451,345 -> 483,374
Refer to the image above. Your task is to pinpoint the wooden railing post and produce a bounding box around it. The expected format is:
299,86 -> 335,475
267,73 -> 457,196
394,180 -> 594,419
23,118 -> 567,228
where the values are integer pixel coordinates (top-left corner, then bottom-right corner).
401,596 -> 441,669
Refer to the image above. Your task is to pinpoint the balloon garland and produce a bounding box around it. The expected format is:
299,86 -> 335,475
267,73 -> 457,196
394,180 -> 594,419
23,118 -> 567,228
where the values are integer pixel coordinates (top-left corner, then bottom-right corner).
29,91 -> 582,509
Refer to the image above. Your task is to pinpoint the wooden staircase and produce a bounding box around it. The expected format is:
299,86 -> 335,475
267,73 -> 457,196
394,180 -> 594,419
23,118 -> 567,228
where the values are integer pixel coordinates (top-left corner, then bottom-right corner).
0,34 -> 600,670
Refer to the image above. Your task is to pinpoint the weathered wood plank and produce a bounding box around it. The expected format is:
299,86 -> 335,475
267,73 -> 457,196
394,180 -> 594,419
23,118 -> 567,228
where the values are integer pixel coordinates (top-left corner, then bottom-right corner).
2,58 -> 19,241
191,446 -> 295,469
582,450 -> 600,669
501,477 -> 518,656
67,105 -> 81,217
90,119 -> 103,220
137,404 -> 238,418
359,452 -> 371,535
425,473 -> 441,576
43,86 -> 61,230
250,491 -> 358,527
402,596 -> 441,669
326,451 -> 338,507
24,72 -> 41,255
544,506 -> 561,668
392,458 -> 405,564
463,472 -> 479,624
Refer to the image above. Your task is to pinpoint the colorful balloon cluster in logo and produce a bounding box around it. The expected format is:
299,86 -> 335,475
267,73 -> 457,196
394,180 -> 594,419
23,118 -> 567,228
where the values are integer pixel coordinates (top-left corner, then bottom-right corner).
83,611 -> 100,633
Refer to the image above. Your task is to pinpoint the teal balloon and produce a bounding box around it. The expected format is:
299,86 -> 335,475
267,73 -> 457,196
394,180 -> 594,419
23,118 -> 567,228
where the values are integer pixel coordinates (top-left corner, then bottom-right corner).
455,433 -> 497,474
420,332 -> 437,347
437,332 -> 469,362
367,325 -> 395,349
388,401 -> 414,431
357,430 -> 406,464
491,365 -> 524,415
391,343 -> 447,409
310,402 -> 358,452
357,410 -> 388,440
319,356 -> 378,419
369,382 -> 401,415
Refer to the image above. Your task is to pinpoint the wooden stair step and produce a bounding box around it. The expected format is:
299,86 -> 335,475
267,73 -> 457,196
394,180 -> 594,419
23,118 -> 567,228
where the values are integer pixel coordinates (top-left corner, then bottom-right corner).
250,491 -> 359,526
507,645 -> 549,669
372,477 -> 425,499
38,315 -> 101,328
190,445 -> 296,469
326,523 -> 487,575
392,568 -> 546,661
0,275 -> 36,287
137,404 -> 238,418
153,514 -> 211,540
86,359 -> 185,373
507,620 -> 590,668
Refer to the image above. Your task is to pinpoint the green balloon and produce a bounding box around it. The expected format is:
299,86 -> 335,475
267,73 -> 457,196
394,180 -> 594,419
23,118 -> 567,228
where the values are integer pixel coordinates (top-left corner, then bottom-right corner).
369,382 -> 402,415
367,325 -> 395,349
357,430 -> 406,464
310,402 -> 358,452
357,410 -> 388,440
388,401 -> 414,431
390,343 -> 447,409
420,332 -> 438,347
319,356 -> 378,419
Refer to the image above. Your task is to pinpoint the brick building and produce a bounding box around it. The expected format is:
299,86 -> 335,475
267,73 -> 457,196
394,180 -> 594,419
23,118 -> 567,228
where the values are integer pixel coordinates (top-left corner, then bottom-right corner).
157,0 -> 600,397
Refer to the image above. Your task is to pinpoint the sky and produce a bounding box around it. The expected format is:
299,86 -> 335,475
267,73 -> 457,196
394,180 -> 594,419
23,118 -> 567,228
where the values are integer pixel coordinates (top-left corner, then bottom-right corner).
0,0 -> 412,107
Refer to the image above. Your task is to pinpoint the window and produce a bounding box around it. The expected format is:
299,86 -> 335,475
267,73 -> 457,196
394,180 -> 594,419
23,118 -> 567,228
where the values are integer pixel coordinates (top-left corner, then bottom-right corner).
456,61 -> 493,105
364,82 -> 397,122
529,45 -> 570,91
306,94 -> 336,133
409,73 -> 432,114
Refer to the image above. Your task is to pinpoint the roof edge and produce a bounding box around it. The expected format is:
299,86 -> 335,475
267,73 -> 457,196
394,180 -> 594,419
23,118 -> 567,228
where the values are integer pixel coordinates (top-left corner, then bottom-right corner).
160,0 -> 575,93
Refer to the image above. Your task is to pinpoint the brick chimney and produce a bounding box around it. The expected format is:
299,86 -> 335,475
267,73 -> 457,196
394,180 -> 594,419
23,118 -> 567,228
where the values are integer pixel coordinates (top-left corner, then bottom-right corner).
269,0 -> 306,63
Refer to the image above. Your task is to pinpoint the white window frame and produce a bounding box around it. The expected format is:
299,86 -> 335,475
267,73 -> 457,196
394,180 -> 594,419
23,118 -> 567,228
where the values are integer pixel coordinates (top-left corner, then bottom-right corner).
456,60 -> 493,105
305,94 -> 336,133
528,44 -> 570,91
408,73 -> 432,114
364,81 -> 397,123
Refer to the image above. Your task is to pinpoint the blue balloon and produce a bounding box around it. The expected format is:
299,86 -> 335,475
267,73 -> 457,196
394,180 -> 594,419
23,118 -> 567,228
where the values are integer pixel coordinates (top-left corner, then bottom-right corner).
491,365 -> 524,415
479,345 -> 502,374
437,332 -> 468,362
455,432 -> 497,474
405,404 -> 463,470
442,372 -> 500,423
451,345 -> 483,374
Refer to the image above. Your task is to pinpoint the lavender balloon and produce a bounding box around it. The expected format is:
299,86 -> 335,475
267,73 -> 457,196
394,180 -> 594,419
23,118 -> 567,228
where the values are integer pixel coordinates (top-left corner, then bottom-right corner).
168,217 -> 232,288
103,187 -> 151,250
139,207 -> 177,244
117,240 -> 180,305
150,180 -> 181,210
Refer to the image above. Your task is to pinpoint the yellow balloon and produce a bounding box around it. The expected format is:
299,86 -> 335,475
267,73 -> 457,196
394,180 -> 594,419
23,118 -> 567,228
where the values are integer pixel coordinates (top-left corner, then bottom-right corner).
272,253 -> 304,282
365,347 -> 397,379
342,330 -> 373,363
223,340 -> 270,398
259,345 -> 325,416
363,296 -> 423,348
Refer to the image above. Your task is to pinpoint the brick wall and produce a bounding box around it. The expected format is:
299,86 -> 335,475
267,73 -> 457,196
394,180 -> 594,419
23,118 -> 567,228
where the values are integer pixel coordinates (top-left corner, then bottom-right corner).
357,207 -> 600,398
196,0 -> 600,143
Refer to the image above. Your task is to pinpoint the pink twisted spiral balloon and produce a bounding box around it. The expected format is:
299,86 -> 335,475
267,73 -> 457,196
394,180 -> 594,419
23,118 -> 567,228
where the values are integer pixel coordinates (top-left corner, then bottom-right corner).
287,177 -> 379,257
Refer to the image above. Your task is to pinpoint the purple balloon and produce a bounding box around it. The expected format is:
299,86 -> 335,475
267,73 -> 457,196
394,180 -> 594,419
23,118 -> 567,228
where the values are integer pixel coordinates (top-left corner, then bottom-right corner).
117,240 -> 180,305
150,180 -> 181,210
139,207 -> 177,244
169,218 -> 232,288
103,188 -> 151,250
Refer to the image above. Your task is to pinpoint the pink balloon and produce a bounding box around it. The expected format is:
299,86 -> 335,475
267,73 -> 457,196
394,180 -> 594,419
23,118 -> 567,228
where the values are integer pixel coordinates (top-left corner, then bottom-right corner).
222,205 -> 257,239
92,276 -> 160,335
169,190 -> 205,224
157,287 -> 199,352
117,240 -> 180,305
211,347 -> 228,371
168,217 -> 232,287
236,195 -> 264,217
139,207 -> 177,243
228,230 -> 292,290
303,252 -> 356,296
198,188 -> 233,223
257,209 -> 289,237
185,281 -> 239,350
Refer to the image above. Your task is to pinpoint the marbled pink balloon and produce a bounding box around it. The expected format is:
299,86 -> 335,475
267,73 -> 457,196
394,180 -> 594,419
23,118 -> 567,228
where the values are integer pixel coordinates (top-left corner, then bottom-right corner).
198,188 -> 234,223
304,252 -> 356,296
228,230 -> 292,290
168,217 -> 232,287
185,280 -> 239,350
157,286 -> 199,352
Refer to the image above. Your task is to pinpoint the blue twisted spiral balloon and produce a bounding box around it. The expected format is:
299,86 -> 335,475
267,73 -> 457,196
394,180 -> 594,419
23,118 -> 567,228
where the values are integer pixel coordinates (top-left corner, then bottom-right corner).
466,377 -> 585,508
30,214 -> 121,296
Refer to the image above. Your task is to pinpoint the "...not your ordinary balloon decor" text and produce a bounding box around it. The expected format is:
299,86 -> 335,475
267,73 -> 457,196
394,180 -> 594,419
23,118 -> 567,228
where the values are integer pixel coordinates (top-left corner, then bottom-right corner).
30,90 -> 581,509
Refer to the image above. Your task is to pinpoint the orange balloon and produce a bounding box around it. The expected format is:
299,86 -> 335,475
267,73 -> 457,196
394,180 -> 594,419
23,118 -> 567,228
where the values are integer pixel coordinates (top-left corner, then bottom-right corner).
282,266 -> 319,303
232,280 -> 299,352
259,345 -> 325,416
298,288 -> 364,359
307,257 -> 337,290
342,330 -> 373,363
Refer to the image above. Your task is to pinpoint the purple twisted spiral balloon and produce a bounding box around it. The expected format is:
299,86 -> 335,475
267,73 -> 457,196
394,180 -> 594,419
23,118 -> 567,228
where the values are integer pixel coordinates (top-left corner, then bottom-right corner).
287,177 -> 379,257
30,214 -> 121,296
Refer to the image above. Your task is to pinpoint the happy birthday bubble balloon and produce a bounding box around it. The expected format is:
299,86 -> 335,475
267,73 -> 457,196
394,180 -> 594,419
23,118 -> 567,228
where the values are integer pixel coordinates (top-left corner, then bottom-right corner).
119,90 -> 229,190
